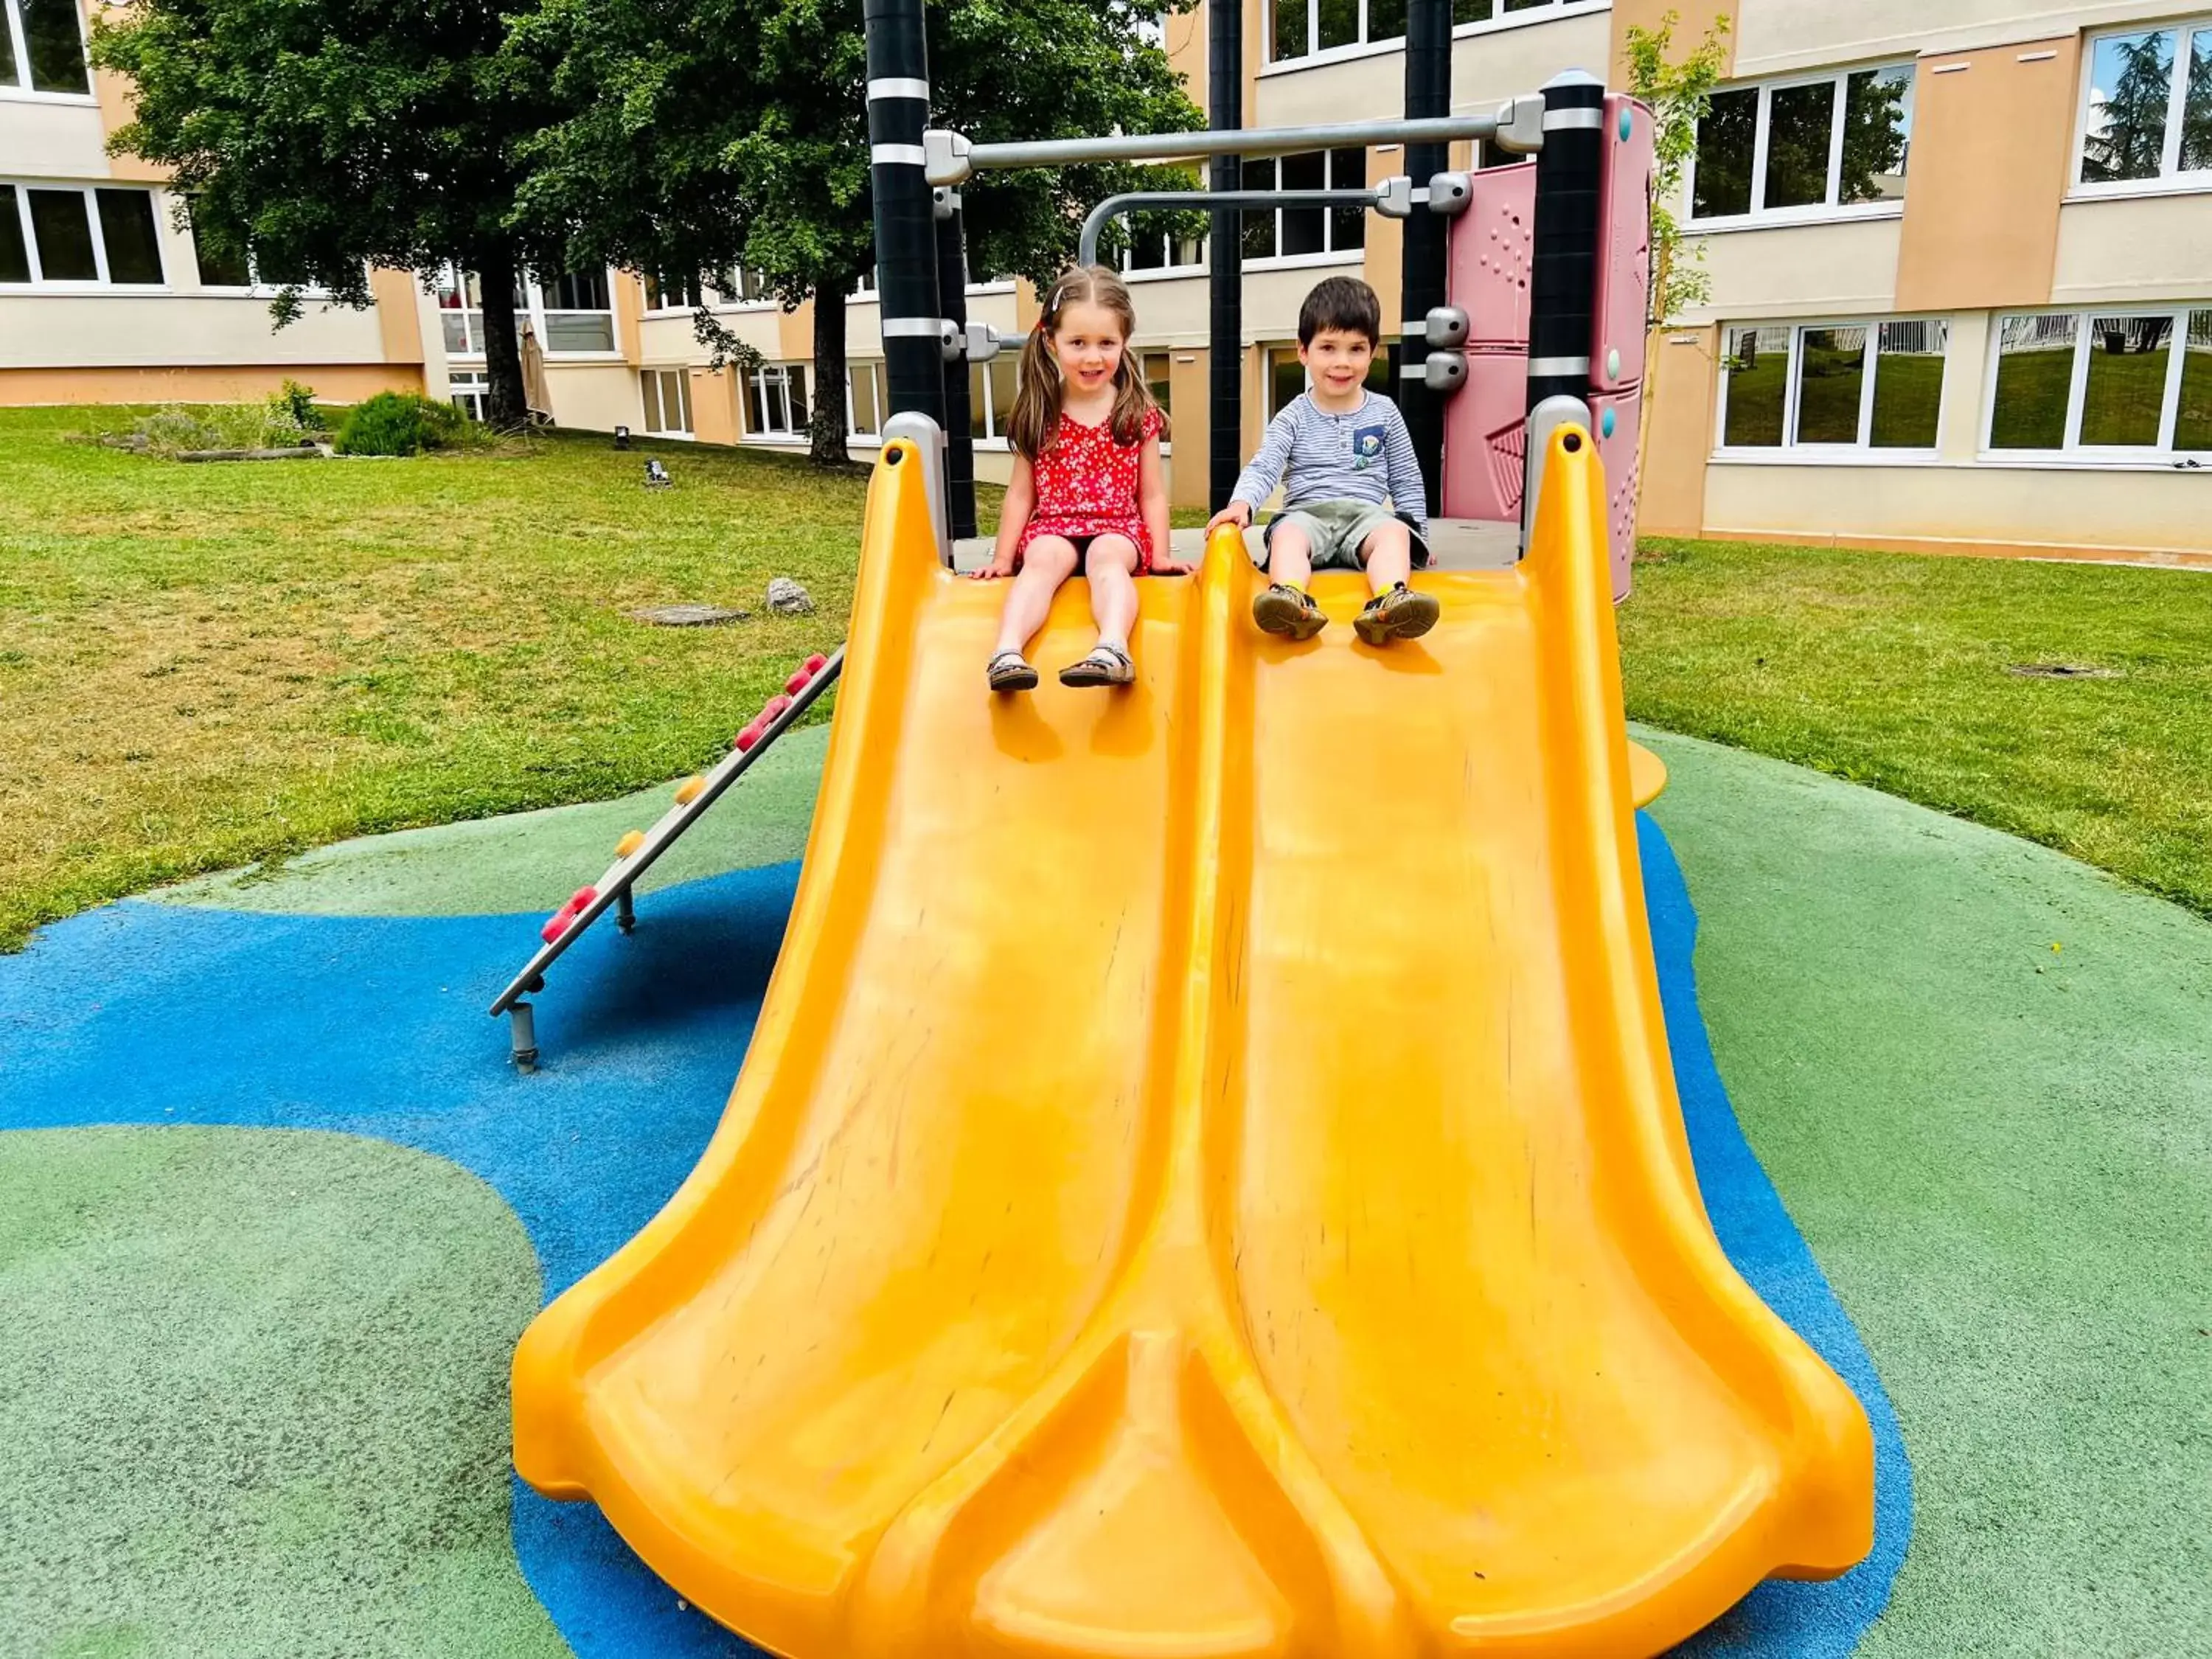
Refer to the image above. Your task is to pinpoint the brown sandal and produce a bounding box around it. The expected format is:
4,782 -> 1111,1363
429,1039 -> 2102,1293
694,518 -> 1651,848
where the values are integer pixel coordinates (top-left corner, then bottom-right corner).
987,650 -> 1040,691
1058,643 -> 1135,687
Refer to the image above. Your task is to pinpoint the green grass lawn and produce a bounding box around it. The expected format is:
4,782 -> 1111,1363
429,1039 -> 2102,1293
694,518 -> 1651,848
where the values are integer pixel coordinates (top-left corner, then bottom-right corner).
1621,538 -> 2212,918
7,403 -> 2212,949
0,407 -> 850,950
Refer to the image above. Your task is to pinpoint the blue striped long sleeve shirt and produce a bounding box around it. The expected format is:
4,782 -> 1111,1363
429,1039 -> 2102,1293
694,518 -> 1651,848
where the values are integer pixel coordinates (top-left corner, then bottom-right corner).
1231,391 -> 1427,534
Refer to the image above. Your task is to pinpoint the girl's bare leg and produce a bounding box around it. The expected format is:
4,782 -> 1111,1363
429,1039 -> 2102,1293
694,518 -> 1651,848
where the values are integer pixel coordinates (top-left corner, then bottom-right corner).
1083,535 -> 1141,652
992,537 -> 1079,657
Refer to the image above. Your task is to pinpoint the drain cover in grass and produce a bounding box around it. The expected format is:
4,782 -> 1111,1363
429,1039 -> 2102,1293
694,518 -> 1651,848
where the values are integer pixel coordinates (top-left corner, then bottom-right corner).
627,604 -> 748,627
2006,663 -> 2122,680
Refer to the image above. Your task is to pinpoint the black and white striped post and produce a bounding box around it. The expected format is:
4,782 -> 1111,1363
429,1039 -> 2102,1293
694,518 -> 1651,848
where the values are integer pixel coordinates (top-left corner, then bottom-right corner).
934,192 -> 978,538
1206,0 -> 1242,513
865,0 -> 947,434
1396,0 -> 1452,518
1524,70 -> 1604,417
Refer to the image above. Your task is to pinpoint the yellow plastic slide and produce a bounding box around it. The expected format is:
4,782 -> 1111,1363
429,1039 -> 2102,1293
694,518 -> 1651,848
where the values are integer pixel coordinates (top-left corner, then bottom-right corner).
512,427 -> 1874,1657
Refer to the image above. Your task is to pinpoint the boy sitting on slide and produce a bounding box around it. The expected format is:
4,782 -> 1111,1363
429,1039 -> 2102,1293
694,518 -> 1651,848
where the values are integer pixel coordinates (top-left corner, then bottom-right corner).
1206,275 -> 1439,645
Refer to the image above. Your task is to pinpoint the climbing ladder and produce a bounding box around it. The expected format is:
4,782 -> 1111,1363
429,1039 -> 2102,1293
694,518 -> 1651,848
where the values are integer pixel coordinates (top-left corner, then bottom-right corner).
487,646 -> 843,1069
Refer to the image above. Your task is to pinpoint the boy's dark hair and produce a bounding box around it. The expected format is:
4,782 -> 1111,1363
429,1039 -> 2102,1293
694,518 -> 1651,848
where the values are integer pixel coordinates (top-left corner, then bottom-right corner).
1298,276 -> 1382,347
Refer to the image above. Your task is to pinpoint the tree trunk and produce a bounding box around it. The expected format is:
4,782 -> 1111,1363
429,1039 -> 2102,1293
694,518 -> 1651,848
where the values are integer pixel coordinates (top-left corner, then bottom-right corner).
809,284 -> 850,467
477,244 -> 529,430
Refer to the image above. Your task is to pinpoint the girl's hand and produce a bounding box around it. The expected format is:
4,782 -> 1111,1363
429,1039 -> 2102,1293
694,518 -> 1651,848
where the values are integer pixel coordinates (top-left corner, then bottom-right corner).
973,550 -> 1018,580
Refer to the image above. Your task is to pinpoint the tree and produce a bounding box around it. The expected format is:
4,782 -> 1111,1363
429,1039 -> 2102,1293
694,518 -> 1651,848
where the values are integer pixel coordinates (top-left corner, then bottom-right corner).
2080,32 -> 2174,184
92,0 -> 566,426
1621,10 -> 1729,493
511,0 -> 1201,466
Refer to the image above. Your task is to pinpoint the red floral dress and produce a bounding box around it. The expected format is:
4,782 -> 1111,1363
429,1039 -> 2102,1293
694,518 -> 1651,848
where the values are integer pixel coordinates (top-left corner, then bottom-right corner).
1016,406 -> 1163,571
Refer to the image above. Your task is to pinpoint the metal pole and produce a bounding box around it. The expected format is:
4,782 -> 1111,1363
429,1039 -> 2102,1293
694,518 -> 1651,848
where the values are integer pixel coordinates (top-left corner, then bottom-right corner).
1079,189 -> 1384,271
1525,70 -> 1604,420
934,196 -> 978,538
865,0 -> 946,432
1397,0 -> 1450,518
935,113 -> 1513,179
1208,0 -> 1242,515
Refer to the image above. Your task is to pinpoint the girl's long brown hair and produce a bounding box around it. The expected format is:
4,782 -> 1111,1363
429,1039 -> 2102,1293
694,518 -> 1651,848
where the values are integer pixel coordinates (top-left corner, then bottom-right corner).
1004,265 -> 1168,463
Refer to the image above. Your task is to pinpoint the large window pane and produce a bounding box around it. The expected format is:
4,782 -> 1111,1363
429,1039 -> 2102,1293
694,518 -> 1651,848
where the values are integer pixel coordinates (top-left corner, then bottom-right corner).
1989,314 -> 2077,449
2078,314 -> 2171,446
967,362 -> 990,439
1840,68 -> 1913,204
1272,0 -> 1307,60
1691,88 -> 1756,218
546,271 -> 610,310
2176,311 -> 2212,451
988,356 -> 1015,437
1793,326 -> 1866,444
1451,0 -> 1491,21
2183,31 -> 2212,173
1267,346 -> 1305,418
1870,319 -> 1947,448
23,0 -> 90,94
786,364 -> 810,429
95,189 -> 163,285
1330,147 -> 1366,250
27,189 -> 97,281
1280,150 -> 1325,256
544,313 -> 614,351
188,204 -> 250,288
1317,0 -> 1357,51
1124,210 -> 1166,271
1722,324 -> 1790,447
746,372 -> 770,435
0,11 -> 18,85
1367,0 -> 1406,40
1764,81 -> 1837,210
1242,159 -> 1277,259
2080,30 -> 2174,184
1143,351 -> 1172,416
0,189 -> 29,284
850,362 -> 880,435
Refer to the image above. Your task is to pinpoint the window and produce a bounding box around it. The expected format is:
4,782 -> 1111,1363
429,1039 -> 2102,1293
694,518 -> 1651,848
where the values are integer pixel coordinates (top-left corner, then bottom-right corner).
1271,0 -> 1400,62
1265,343 -> 1396,420
450,371 -> 489,423
1241,149 -> 1368,262
2,0 -> 91,95
1690,65 -> 1913,222
746,364 -> 810,438
713,268 -> 773,306
1988,307 -> 2212,455
1717,319 -> 1947,453
2078,22 -> 2212,188
1451,0 -> 1596,27
968,355 -> 1020,445
0,183 -> 164,285
1119,210 -> 1206,275
849,361 -> 884,438
437,265 -> 618,357
642,369 -> 694,436
643,272 -> 703,311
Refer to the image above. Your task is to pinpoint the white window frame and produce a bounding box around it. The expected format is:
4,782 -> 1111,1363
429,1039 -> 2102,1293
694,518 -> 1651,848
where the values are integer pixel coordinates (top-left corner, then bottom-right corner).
1711,316 -> 1951,461
1684,61 -> 1915,230
1264,0 -> 1605,71
1117,216 -> 1208,280
2072,18 -> 2212,198
0,181 -> 169,289
1,0 -> 94,102
437,263 -> 622,361
1980,305 -> 2211,461
745,362 -> 810,441
847,360 -> 886,439
641,272 -> 706,313
710,268 -> 777,310
449,370 -> 489,423
1242,149 -> 1370,270
968,355 -> 1018,450
641,367 -> 695,437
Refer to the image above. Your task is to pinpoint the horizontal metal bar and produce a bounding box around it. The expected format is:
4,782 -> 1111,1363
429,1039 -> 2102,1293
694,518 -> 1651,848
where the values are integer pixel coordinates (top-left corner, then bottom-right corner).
1078,187 -> 1380,268
938,113 -> 1501,184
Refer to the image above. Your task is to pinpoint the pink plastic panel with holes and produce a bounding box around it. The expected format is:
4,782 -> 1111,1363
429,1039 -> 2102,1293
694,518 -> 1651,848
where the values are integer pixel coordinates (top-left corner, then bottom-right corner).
1441,350 -> 1530,523
1593,95 -> 1655,394
1591,388 -> 1639,601
1452,161 -> 1534,350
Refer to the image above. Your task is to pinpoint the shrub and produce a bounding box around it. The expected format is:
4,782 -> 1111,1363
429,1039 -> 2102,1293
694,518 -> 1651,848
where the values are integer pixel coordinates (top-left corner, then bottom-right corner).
334,391 -> 466,456
267,379 -> 327,437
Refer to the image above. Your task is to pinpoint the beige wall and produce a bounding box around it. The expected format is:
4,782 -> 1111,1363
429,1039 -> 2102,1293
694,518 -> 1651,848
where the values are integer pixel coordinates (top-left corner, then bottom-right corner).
0,100 -> 111,177
1730,0 -> 2168,77
0,294 -> 392,367
690,366 -> 741,446
86,0 -> 167,183
1684,218 -> 1902,321
540,363 -> 642,432
368,269 -> 424,364
1609,0 -> 1737,83
1251,5 -> 1610,128
2051,197 -> 2212,307
1637,326 -> 1720,536
1893,36 -> 2077,313
0,363 -> 422,405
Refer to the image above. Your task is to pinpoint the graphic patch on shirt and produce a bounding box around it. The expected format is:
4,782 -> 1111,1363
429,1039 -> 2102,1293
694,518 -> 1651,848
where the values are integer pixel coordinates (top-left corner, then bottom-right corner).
1351,423 -> 1387,470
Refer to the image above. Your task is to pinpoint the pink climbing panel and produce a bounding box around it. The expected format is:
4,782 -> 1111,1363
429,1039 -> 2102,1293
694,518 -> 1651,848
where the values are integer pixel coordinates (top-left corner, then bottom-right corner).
1441,96 -> 1655,598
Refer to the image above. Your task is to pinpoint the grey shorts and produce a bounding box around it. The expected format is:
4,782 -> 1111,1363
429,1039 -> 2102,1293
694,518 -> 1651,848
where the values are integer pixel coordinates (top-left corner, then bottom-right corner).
1259,499 -> 1430,571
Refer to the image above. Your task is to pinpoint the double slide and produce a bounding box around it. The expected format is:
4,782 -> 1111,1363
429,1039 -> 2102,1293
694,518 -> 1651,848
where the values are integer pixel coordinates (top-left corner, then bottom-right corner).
512,428 -> 1874,1657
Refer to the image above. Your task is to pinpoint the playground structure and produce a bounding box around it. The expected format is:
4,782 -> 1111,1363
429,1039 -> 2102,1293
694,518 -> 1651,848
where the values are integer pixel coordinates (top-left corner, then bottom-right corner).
504,0 -> 1877,1652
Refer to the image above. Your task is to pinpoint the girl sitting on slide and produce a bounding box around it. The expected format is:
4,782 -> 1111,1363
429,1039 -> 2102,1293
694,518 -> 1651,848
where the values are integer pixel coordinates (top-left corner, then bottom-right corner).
979,265 -> 1187,690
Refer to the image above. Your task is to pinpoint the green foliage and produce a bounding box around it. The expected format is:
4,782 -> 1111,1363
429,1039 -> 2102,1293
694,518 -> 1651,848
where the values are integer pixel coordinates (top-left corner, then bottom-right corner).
89,0 -> 565,423
335,392 -> 467,456
1622,9 -> 1731,327
127,402 -> 325,456
509,0 -> 1201,461
269,380 -> 327,434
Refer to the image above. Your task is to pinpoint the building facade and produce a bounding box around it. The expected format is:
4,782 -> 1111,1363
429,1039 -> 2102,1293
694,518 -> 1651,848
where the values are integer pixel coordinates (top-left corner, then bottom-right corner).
5,0 -> 2207,562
